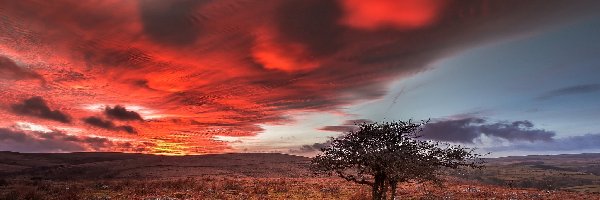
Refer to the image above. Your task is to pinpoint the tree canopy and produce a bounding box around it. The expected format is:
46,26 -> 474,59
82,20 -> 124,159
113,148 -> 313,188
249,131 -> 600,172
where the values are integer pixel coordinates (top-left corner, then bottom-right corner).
310,120 -> 484,200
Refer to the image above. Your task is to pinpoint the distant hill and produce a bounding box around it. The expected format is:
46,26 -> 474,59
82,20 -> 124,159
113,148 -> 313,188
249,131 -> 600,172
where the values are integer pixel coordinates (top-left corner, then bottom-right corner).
0,152 -> 311,180
458,153 -> 600,193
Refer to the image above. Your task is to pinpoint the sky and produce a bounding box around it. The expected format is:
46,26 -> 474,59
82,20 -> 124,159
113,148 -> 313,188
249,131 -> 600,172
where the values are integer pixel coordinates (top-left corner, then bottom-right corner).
1,0 -> 600,156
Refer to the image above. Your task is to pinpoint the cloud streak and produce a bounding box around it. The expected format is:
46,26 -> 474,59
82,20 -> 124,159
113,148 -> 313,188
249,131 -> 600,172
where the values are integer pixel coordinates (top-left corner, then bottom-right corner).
537,84 -> 600,100
0,127 -> 134,153
83,116 -> 137,134
289,140 -> 332,154
319,119 -> 374,133
421,118 -> 555,143
0,55 -> 44,81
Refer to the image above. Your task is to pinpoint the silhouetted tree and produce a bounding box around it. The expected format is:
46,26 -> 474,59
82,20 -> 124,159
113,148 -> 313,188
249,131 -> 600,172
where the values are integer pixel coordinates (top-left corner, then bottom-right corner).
310,120 -> 484,200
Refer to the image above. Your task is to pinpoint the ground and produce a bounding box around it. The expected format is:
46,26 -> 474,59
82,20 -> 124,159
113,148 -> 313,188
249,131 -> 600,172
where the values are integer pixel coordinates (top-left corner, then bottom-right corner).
1,152 -> 599,199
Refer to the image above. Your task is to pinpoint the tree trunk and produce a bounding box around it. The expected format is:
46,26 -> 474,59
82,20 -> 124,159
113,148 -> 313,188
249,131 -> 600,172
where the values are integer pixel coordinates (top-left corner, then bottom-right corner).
389,180 -> 398,200
372,180 -> 382,200
381,180 -> 388,200
371,173 -> 386,200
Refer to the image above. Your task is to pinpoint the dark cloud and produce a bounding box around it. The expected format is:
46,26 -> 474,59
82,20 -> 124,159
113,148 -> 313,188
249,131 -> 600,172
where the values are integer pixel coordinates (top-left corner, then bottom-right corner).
0,128 -> 28,142
302,141 -> 330,151
139,0 -> 208,46
319,119 -> 374,133
104,105 -> 143,121
420,118 -> 484,143
11,97 -> 71,123
254,0 -> 600,113
83,117 -> 137,134
0,55 -> 43,81
537,84 -> 600,100
421,118 -> 555,143
488,133 -> 600,152
0,128 -> 111,152
290,140 -> 332,154
79,43 -> 153,69
84,116 -> 115,129
132,79 -> 154,90
119,125 -> 137,134
275,0 -> 345,56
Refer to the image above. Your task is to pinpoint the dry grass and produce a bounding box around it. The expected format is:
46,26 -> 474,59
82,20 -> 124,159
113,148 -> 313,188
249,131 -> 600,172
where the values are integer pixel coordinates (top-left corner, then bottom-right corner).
1,177 -> 598,200
2,152 -> 600,199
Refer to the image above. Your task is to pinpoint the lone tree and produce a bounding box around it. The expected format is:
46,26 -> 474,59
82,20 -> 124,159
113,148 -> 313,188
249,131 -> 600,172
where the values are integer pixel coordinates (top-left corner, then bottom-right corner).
310,120 -> 484,200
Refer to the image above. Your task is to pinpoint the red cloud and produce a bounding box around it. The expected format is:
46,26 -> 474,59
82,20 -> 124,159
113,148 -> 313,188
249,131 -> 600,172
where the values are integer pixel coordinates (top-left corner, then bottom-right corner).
339,0 -> 448,30
252,28 -> 321,72
0,0 -> 597,154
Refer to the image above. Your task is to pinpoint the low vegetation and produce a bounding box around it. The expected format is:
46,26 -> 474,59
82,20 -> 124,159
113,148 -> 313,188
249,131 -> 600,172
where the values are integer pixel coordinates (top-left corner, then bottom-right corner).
456,154 -> 600,193
1,176 -> 598,200
1,151 -> 600,199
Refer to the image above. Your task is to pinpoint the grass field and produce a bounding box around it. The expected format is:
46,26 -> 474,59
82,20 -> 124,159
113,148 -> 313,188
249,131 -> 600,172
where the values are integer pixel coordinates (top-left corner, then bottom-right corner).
457,154 -> 600,192
1,152 -> 600,199
2,177 -> 599,200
